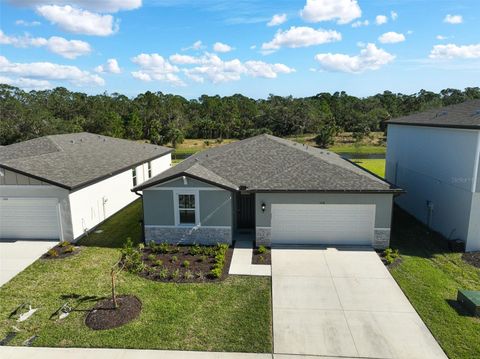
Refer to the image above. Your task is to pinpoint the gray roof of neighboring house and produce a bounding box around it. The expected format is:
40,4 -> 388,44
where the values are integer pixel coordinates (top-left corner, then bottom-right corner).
388,99 -> 480,129
135,134 -> 400,193
0,133 -> 172,190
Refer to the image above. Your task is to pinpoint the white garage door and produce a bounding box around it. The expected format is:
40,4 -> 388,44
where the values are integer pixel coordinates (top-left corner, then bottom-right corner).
271,204 -> 375,246
0,198 -> 61,240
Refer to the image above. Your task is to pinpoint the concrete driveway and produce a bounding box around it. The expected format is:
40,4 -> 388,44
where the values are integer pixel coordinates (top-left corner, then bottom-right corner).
0,240 -> 56,287
272,246 -> 448,359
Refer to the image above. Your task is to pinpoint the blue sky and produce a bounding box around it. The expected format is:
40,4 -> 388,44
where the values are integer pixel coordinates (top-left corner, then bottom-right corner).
0,0 -> 479,98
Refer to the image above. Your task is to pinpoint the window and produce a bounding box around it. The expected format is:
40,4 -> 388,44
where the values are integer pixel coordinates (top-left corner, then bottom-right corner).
178,194 -> 196,225
147,161 -> 152,178
132,168 -> 137,187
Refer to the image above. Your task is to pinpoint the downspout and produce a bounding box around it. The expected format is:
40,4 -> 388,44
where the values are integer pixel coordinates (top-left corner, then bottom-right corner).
133,190 -> 146,244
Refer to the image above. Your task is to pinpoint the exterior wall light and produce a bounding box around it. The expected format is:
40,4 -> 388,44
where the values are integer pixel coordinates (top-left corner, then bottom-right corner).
261,202 -> 266,212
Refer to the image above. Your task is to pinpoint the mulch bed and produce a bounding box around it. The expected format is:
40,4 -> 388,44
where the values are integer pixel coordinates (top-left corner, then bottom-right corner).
377,250 -> 402,269
85,295 -> 142,330
42,243 -> 80,260
252,248 -> 271,265
462,252 -> 480,269
139,246 -> 233,283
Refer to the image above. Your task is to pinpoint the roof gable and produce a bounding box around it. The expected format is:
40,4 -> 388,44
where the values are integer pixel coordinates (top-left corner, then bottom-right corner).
135,134 -> 399,193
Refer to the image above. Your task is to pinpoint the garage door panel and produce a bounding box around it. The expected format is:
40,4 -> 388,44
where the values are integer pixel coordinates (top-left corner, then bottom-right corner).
271,204 -> 375,246
0,198 -> 60,240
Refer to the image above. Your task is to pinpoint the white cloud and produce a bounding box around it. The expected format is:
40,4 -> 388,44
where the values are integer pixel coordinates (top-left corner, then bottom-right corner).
169,54 -> 198,64
131,53 -> 184,86
444,14 -> 463,24
10,0 -> 141,13
261,26 -> 341,52
315,43 -> 395,73
182,40 -> 203,51
390,11 -> 398,21
15,19 -> 41,26
95,58 -> 121,74
267,13 -> 287,26
429,43 -> 480,59
244,61 -> 295,78
36,5 -> 118,36
378,31 -> 406,44
351,19 -> 368,27
213,42 -> 233,53
250,45 -> 257,50
0,30 -> 91,59
0,75 -> 51,90
375,15 -> 388,25
436,35 -> 448,40
300,0 -> 361,24
0,55 -> 104,87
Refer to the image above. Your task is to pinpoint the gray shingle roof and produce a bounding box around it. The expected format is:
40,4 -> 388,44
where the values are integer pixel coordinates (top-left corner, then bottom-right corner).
0,133 -> 172,190
135,134 -> 400,193
388,99 -> 480,129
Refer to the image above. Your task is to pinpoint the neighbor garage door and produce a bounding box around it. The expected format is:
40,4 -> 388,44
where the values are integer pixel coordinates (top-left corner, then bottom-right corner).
0,198 -> 61,240
271,204 -> 375,246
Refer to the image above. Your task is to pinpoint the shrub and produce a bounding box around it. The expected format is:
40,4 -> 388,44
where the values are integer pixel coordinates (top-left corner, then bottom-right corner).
121,238 -> 144,273
198,255 -> 207,263
47,248 -> 58,257
158,242 -> 170,254
159,267 -> 169,279
210,267 -> 222,278
154,259 -> 163,267
147,254 -> 156,261
384,248 -> 400,265
182,260 -> 190,268
59,241 -> 71,248
184,270 -> 194,280
258,255 -> 265,263
189,244 -> 201,256
63,245 -> 75,254
171,255 -> 178,263
257,245 -> 267,254
171,268 -> 180,280
196,271 -> 205,280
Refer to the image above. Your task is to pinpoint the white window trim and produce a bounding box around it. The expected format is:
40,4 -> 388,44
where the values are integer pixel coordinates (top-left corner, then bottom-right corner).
173,189 -> 200,227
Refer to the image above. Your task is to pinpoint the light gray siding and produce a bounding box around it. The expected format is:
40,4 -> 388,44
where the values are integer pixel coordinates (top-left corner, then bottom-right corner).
386,124 -> 478,249
0,168 -> 48,186
143,189 -> 175,225
199,191 -> 232,226
467,193 -> 480,251
255,192 -> 393,229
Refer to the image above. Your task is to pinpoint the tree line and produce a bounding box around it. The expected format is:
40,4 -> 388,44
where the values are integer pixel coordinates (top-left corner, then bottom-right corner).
1,84 -> 479,147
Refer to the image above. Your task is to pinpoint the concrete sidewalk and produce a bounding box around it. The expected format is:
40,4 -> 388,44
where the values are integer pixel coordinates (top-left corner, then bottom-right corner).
0,347 -> 273,359
228,240 -> 271,276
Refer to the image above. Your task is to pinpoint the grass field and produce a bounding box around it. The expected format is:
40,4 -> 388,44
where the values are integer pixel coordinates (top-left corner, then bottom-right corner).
0,201 -> 272,353
390,209 -> 480,359
352,159 -> 386,177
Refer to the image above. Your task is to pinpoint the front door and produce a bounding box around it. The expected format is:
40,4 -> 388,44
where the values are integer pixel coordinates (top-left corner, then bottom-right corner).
237,193 -> 255,229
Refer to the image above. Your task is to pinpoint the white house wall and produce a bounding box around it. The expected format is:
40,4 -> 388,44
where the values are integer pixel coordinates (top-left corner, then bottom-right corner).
467,193 -> 480,251
386,124 -> 479,246
0,184 -> 73,241
69,155 -> 171,240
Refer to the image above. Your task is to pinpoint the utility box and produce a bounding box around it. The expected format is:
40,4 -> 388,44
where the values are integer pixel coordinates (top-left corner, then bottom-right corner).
457,290 -> 480,317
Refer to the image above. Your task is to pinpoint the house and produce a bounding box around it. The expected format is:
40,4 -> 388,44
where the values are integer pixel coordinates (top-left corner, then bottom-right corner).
0,133 -> 172,242
134,134 -> 401,248
386,100 -> 480,251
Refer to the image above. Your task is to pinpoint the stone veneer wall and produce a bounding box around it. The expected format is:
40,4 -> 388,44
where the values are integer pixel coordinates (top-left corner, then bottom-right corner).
373,229 -> 391,249
256,227 -> 271,246
145,226 -> 232,245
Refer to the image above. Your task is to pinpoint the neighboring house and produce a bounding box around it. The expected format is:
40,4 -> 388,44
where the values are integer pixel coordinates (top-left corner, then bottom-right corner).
386,100 -> 480,251
134,134 -> 401,248
0,133 -> 172,242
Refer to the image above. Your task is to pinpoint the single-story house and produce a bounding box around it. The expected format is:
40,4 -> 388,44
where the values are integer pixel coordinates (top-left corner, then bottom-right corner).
0,132 -> 172,242
134,134 -> 402,248
386,99 -> 480,251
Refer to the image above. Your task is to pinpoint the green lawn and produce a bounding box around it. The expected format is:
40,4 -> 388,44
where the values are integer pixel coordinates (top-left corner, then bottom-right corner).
329,144 -> 386,154
0,201 -> 272,353
390,208 -> 480,359
352,159 -> 386,178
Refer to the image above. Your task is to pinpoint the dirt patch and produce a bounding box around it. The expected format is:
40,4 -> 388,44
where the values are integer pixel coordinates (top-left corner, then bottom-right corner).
252,248 -> 271,265
85,295 -> 142,330
42,243 -> 80,259
463,252 -> 480,269
139,246 -> 233,283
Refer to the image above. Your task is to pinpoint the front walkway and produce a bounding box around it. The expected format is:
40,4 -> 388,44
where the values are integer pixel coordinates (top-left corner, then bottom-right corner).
0,240 -> 56,287
229,240 -> 271,276
271,246 -> 448,359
